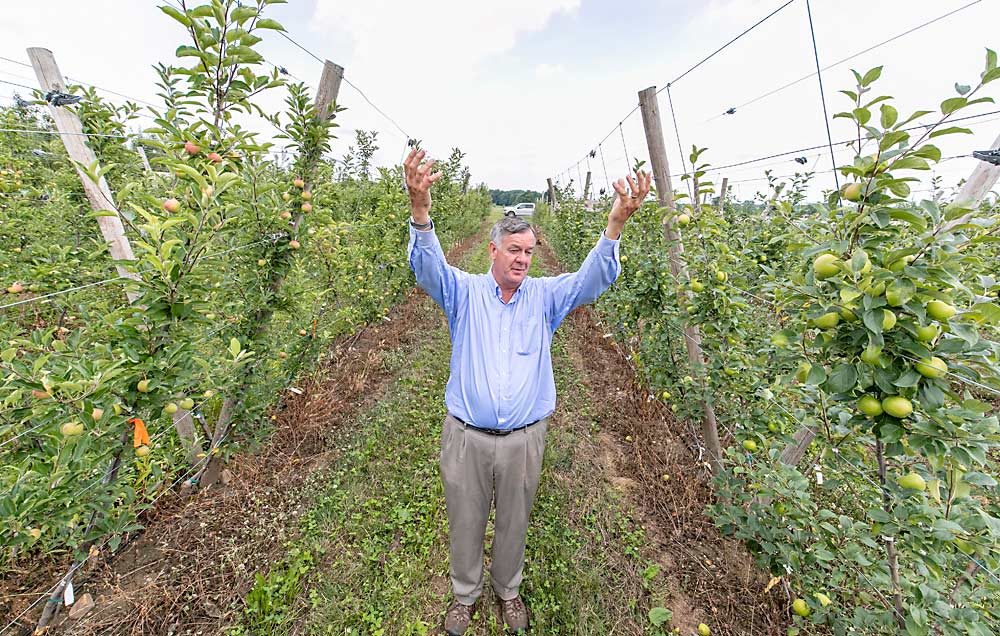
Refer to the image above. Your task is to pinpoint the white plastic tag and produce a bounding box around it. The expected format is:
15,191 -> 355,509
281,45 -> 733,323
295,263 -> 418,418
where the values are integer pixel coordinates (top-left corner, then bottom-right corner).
64,580 -> 74,606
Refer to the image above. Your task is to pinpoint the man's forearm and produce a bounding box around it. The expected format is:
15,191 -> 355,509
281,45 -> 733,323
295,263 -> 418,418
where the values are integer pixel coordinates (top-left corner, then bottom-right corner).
605,218 -> 625,240
411,203 -> 430,225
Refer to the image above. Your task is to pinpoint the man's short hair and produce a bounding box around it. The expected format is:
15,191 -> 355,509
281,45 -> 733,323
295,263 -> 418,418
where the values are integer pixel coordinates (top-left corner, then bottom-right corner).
490,216 -> 536,245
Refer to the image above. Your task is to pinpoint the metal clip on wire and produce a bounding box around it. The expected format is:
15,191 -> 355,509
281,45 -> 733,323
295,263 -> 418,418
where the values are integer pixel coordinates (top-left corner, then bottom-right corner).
972,149 -> 1000,166
44,91 -> 81,107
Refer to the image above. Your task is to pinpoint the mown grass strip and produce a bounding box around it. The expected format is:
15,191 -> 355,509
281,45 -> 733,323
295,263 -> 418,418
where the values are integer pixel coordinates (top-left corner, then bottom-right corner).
231,238 -> 659,635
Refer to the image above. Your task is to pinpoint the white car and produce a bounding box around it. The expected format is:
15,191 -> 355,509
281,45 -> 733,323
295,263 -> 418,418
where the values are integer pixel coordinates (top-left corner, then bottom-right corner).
504,202 -> 535,217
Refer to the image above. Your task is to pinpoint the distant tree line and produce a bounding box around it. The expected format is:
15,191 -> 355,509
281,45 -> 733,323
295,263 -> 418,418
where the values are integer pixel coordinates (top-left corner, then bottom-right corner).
489,189 -> 543,206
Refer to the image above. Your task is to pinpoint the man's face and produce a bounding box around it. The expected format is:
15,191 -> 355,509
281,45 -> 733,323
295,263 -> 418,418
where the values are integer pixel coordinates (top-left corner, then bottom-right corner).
489,230 -> 535,290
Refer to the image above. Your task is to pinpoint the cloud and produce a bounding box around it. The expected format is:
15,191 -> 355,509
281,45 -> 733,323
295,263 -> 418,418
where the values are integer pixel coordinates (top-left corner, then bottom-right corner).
312,0 -> 581,78
535,63 -> 566,79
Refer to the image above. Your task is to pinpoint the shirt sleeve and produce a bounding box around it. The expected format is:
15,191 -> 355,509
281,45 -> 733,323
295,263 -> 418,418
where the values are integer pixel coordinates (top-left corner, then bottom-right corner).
541,230 -> 621,330
407,221 -> 469,320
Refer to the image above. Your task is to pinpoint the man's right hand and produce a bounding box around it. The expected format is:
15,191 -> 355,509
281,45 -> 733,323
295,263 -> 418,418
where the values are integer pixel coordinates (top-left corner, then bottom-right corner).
404,148 -> 443,224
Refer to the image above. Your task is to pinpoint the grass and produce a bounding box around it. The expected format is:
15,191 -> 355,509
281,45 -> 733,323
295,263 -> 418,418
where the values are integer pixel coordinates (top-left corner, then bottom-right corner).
228,237 -> 662,635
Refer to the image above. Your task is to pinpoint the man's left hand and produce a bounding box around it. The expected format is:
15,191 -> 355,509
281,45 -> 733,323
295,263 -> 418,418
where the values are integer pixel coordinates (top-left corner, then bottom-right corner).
606,171 -> 651,239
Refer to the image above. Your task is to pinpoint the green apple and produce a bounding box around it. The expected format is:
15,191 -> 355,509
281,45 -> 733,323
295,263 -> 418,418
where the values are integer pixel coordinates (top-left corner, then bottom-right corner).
179,397 -> 195,410
860,346 -> 883,365
61,420 -> 84,437
881,396 -> 913,418
858,395 -> 883,417
926,300 -> 956,321
795,362 -> 812,383
813,312 -> 840,329
915,356 -> 947,379
812,253 -> 841,279
792,597 -> 810,617
914,323 -> 940,342
882,310 -> 897,331
840,183 -> 863,201
897,471 -> 926,491
742,439 -> 758,453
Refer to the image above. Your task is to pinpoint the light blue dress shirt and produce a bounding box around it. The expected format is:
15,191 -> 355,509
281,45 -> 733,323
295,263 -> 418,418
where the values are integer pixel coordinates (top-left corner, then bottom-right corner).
407,221 -> 621,430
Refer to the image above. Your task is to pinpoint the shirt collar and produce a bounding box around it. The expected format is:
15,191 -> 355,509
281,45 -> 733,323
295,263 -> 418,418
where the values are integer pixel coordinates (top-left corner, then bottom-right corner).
489,270 -> 522,304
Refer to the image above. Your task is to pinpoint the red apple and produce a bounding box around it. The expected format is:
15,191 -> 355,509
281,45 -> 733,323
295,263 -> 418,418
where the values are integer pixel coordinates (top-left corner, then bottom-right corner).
207,152 -> 223,164
301,202 -> 312,213
289,240 -> 301,250
162,198 -> 181,213
279,211 -> 292,220
184,140 -> 200,155
292,178 -> 305,189
7,282 -> 24,294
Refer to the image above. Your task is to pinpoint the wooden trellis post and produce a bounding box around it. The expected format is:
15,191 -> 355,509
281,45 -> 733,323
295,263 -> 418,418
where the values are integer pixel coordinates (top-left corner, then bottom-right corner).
26,47 -> 140,304
717,176 -> 728,212
638,86 -> 722,476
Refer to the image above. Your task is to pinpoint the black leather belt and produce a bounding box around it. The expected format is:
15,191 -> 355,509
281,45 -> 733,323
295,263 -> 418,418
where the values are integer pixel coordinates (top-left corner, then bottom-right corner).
450,414 -> 543,436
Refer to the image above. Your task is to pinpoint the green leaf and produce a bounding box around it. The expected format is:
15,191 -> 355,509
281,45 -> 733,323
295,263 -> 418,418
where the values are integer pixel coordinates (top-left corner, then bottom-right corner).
175,45 -> 203,59
229,337 -> 241,358
964,472 -> 997,487
887,181 -> 911,198
892,156 -> 930,171
825,364 -> 858,394
852,108 -> 872,126
889,208 -> 926,229
1,348 -> 16,363
928,126 -> 973,139
880,104 -> 898,128
941,97 -> 967,114
254,18 -> 285,31
911,144 -> 942,161
893,369 -> 921,388
879,131 -> 909,151
231,6 -> 257,23
895,109 -> 933,129
987,48 -> 998,71
932,518 -> 964,538
190,5 -> 214,18
806,364 -> 827,386
861,66 -> 883,86
863,309 -> 884,335
982,67 -> 1000,84
648,607 -> 672,627
160,5 -> 192,26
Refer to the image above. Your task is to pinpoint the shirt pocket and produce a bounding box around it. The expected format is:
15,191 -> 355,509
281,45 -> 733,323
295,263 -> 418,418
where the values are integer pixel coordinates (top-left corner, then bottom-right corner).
515,316 -> 542,355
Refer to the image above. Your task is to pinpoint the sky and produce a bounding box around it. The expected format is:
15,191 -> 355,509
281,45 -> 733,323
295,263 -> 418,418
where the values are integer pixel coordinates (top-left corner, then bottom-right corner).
1,0 -> 999,201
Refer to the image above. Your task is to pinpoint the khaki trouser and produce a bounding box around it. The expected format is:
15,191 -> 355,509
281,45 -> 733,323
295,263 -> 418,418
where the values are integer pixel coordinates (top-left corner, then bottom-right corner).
439,413 -> 548,605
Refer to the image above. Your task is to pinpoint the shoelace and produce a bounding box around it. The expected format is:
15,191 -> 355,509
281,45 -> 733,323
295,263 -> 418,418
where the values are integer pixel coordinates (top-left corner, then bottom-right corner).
504,598 -> 527,619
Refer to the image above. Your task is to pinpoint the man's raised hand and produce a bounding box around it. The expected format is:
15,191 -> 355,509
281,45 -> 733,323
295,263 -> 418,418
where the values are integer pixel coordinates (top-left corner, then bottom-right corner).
404,148 -> 443,223
605,170 -> 651,239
